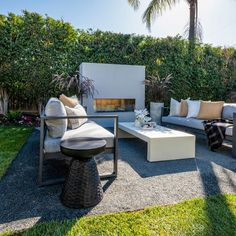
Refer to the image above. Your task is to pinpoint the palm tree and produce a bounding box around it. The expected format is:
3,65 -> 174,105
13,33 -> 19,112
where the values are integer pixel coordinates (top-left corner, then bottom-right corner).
128,0 -> 201,41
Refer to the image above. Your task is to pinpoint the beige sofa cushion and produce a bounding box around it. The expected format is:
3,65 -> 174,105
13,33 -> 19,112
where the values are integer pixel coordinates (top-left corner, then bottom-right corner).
197,101 -> 224,120
59,94 -> 79,108
65,104 -> 88,129
180,99 -> 188,117
44,121 -> 114,153
45,98 -> 67,138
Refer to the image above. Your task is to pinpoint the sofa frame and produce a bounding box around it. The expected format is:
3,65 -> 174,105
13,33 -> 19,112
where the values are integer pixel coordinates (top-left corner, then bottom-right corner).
39,115 -> 118,186
160,107 -> 236,158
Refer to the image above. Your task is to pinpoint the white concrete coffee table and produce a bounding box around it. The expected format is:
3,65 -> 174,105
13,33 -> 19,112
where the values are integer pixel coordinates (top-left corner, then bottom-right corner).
119,122 -> 195,162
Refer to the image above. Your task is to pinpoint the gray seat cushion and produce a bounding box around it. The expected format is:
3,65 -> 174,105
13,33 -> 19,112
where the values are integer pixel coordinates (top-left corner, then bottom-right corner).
162,116 -> 204,130
222,103 -> 236,120
210,122 -> 233,137
44,121 -> 114,153
226,126 -> 233,136
162,116 -> 234,137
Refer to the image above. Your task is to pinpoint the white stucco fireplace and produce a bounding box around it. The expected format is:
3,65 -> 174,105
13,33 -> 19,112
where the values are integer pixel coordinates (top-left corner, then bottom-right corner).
80,62 -> 145,127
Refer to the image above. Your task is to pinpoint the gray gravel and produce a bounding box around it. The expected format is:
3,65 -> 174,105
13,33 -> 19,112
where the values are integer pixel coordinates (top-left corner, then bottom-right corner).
1,129 -> 236,233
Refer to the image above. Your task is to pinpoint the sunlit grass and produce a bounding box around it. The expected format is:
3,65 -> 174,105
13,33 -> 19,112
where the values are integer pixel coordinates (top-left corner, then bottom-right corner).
0,125 -> 32,178
2,194 -> 236,236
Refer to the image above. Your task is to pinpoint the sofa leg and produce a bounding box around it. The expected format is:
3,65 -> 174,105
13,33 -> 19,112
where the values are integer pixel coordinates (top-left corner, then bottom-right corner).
210,147 -> 215,152
232,143 -> 236,158
38,152 -> 44,186
39,118 -> 45,186
100,173 -> 116,180
233,113 -> 236,158
38,166 -> 43,186
114,145 -> 118,177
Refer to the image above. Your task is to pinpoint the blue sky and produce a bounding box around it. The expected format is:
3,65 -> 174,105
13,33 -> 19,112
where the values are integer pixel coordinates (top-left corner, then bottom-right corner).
1,0 -> 236,47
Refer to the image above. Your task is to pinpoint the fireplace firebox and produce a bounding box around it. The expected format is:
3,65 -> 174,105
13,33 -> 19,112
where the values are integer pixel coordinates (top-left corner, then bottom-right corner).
94,98 -> 135,112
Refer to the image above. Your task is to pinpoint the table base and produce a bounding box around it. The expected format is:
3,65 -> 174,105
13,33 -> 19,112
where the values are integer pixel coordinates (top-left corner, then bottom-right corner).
60,157 -> 103,208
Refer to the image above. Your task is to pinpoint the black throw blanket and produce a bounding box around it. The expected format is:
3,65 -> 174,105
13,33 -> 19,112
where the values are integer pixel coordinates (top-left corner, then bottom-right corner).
203,119 -> 233,150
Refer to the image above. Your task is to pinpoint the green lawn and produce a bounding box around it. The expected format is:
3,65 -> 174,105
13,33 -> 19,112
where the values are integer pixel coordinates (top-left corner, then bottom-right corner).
2,194 -> 236,236
0,125 -> 32,179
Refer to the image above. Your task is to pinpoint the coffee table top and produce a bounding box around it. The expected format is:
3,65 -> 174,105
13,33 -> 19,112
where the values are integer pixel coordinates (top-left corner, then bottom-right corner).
60,138 -> 106,159
119,122 -> 195,142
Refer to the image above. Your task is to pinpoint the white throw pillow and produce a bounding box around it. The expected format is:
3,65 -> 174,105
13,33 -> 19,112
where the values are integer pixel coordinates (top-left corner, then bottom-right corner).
186,100 -> 201,118
65,104 -> 88,129
169,98 -> 181,116
45,98 -> 67,138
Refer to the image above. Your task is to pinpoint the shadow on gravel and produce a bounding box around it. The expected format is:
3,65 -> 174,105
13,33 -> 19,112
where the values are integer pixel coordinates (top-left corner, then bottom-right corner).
120,138 -> 236,178
198,160 -> 236,234
119,138 -> 197,177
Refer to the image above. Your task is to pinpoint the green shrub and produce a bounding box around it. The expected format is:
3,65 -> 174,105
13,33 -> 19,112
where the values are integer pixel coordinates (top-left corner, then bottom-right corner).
0,11 -> 236,109
7,111 -> 22,122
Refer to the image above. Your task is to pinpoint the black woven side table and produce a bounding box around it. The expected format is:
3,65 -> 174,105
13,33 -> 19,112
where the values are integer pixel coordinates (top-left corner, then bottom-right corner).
60,138 -> 106,208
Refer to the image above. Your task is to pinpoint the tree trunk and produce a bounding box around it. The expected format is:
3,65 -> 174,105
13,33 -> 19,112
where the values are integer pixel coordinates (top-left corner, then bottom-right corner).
189,0 -> 196,41
38,101 -> 43,115
0,88 -> 9,115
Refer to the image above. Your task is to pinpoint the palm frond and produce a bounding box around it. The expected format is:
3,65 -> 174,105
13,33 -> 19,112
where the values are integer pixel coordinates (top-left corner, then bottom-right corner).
128,0 -> 140,10
143,0 -> 179,30
183,18 -> 202,42
196,20 -> 203,42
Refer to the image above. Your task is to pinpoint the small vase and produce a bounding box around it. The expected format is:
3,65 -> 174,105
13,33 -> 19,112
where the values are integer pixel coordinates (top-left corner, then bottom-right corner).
134,119 -> 142,128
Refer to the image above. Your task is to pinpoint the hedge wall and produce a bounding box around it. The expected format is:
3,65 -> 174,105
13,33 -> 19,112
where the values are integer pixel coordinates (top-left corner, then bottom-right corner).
1,11 -> 236,111
75,31 -> 236,103
0,11 -> 78,111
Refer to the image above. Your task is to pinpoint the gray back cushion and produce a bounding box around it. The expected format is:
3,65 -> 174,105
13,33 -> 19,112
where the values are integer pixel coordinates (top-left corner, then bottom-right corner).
222,103 -> 236,120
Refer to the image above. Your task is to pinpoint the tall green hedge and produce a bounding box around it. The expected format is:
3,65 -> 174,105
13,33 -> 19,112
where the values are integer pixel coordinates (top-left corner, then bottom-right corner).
74,31 -> 236,102
0,11 -> 78,110
1,11 -> 236,111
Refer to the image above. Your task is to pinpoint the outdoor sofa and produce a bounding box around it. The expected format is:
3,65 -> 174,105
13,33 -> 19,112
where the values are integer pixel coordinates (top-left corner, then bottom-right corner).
39,96 -> 118,186
161,103 -> 236,157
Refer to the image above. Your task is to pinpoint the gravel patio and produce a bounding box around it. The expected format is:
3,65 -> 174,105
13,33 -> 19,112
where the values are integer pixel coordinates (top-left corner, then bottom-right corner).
1,129 -> 236,233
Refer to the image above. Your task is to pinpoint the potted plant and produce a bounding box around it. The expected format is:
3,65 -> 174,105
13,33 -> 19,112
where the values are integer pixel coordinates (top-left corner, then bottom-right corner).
144,72 -> 174,124
134,108 -> 151,127
52,70 -> 96,106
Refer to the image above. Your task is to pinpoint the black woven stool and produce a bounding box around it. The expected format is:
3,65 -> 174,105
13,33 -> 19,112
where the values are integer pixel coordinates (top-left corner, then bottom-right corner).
60,138 -> 106,208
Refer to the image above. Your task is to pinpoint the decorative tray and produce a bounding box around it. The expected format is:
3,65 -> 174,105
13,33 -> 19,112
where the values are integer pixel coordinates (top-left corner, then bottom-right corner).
141,122 -> 157,130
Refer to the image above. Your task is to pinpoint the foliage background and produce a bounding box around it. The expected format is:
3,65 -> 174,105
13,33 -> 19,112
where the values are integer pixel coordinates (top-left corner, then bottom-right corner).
1,11 -> 236,111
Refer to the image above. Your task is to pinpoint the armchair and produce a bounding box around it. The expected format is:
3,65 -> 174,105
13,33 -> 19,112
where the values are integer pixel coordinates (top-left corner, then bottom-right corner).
39,115 -> 118,186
